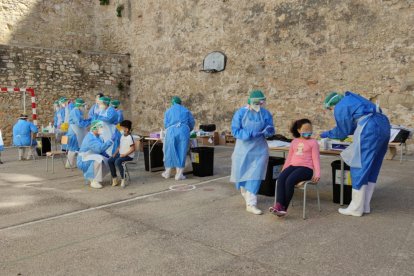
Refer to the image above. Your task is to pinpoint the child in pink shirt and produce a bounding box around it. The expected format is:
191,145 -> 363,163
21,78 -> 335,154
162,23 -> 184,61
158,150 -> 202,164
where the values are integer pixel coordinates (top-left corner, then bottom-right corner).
270,119 -> 320,217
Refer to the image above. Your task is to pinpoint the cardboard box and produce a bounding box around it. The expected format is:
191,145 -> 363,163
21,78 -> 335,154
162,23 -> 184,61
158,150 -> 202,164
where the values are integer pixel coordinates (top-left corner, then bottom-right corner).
197,132 -> 219,146
219,134 -> 226,145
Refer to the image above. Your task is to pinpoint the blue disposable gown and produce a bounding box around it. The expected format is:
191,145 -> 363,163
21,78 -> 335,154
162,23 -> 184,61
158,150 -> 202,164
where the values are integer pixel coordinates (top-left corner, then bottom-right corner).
67,108 -> 92,152
77,132 -> 113,180
230,106 -> 275,194
59,103 -> 74,124
13,119 -> 38,146
321,91 -> 390,189
53,109 -> 61,128
116,109 -> 124,124
96,106 -> 121,155
88,103 -> 100,120
164,104 -> 195,168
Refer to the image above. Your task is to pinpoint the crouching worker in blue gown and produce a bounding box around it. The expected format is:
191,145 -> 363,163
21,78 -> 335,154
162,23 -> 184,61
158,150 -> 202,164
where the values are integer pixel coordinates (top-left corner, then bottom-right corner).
230,90 -> 275,215
77,120 -> 116,189
162,96 -> 195,181
321,91 -> 390,217
66,98 -> 92,169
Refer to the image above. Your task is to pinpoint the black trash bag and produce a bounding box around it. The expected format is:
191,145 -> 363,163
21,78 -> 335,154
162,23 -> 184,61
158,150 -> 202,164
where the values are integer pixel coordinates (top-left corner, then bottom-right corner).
199,124 -> 216,132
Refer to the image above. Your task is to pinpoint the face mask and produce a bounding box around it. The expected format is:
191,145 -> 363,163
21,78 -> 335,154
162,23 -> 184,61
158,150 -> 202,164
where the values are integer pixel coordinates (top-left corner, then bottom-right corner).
120,130 -> 125,135
251,104 -> 261,112
99,105 -> 106,110
61,104 -> 66,108
301,132 -> 313,138
98,128 -> 104,135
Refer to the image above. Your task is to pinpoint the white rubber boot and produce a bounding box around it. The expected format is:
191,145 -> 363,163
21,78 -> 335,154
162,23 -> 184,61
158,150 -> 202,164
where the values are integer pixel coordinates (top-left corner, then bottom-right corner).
245,191 -> 262,215
364,182 -> 376,214
90,180 -> 103,189
175,168 -> 186,181
338,185 -> 366,217
162,168 -> 172,179
240,187 -> 246,200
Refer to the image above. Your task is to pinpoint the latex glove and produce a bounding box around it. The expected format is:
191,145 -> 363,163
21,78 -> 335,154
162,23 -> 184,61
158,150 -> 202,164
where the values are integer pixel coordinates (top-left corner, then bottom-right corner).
261,126 -> 275,137
102,152 -> 110,158
251,131 -> 264,139
320,131 -> 329,138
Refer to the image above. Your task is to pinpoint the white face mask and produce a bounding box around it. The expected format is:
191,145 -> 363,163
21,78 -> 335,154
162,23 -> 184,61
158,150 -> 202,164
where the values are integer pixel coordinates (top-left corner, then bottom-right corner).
120,130 -> 125,135
99,104 -> 106,110
98,128 -> 104,135
251,104 -> 261,112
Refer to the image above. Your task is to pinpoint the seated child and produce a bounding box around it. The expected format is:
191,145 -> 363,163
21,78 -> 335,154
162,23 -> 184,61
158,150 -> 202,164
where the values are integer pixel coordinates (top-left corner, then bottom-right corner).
270,118 -> 320,217
108,120 -> 136,188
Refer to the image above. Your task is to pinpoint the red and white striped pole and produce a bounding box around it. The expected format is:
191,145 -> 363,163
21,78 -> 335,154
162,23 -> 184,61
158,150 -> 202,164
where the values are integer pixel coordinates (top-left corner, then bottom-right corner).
0,87 -> 38,125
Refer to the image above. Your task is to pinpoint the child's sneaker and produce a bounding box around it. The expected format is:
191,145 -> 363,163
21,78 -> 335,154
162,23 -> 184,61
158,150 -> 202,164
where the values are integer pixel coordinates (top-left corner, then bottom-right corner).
120,179 -> 126,188
269,203 -> 287,217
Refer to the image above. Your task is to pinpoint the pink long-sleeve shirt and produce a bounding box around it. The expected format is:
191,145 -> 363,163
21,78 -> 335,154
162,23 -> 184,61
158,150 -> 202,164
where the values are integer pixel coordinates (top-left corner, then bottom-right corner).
282,138 -> 321,178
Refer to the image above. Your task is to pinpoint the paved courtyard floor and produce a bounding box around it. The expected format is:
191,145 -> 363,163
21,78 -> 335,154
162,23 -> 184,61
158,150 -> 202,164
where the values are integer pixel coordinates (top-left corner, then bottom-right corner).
0,147 -> 413,275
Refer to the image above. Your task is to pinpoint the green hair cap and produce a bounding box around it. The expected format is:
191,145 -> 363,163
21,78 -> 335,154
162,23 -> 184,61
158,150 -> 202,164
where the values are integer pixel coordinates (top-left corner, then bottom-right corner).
110,99 -> 120,108
248,90 -> 266,104
74,98 -> 85,107
171,96 -> 182,105
90,120 -> 104,131
58,97 -> 68,104
324,92 -> 344,109
99,96 -> 111,105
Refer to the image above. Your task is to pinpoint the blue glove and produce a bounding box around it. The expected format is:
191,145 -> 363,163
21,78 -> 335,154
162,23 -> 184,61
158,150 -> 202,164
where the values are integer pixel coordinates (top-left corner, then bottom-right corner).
262,126 -> 275,137
252,131 -> 264,138
102,152 -> 110,158
320,131 -> 329,138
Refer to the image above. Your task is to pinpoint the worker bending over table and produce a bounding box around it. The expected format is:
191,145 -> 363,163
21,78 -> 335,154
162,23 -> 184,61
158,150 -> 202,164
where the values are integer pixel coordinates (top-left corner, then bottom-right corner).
321,91 -> 390,217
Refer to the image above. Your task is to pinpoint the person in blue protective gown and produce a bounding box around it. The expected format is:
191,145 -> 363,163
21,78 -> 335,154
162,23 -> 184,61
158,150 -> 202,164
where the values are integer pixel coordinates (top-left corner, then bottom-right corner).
53,100 -> 61,130
0,128 -> 4,164
161,96 -> 195,181
77,120 -> 116,189
110,99 -> 124,125
12,114 -> 39,160
230,90 -> 275,215
58,96 -> 74,151
88,92 -> 104,119
95,96 -> 122,157
66,98 -> 92,168
320,91 -> 390,217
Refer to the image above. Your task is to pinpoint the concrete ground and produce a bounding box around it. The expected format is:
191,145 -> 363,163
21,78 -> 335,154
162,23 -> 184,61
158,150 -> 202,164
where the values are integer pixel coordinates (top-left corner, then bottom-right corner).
0,146 -> 413,276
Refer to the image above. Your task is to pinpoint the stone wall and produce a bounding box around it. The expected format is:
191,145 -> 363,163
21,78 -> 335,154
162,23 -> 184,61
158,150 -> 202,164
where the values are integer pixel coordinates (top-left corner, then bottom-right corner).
1,0 -> 413,147
0,0 -> 130,53
128,0 -> 414,140
0,45 -> 130,145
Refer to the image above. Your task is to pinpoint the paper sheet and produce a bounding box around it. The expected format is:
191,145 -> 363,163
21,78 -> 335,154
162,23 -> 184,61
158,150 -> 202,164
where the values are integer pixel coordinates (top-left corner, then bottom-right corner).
267,140 -> 291,148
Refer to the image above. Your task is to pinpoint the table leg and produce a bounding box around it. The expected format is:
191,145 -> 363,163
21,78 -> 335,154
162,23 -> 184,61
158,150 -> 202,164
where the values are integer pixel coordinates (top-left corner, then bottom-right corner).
340,158 -> 345,206
148,140 -> 152,172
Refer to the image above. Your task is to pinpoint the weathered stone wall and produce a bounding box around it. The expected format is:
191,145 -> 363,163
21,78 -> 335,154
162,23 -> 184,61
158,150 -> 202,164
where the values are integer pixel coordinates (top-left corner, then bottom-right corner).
0,0 -> 130,53
1,0 -> 413,148
0,45 -> 130,145
128,0 -> 414,143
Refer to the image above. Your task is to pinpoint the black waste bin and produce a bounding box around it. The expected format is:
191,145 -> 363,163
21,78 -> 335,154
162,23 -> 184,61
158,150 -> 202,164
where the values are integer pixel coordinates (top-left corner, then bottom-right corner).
258,156 -> 285,196
191,147 -> 214,177
36,137 -> 51,156
143,143 -> 164,171
331,160 -> 352,204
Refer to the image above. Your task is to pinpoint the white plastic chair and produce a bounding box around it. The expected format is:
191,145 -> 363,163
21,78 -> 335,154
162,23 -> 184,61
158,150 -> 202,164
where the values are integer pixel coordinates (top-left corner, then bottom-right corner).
273,180 -> 321,219
121,136 -> 143,186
